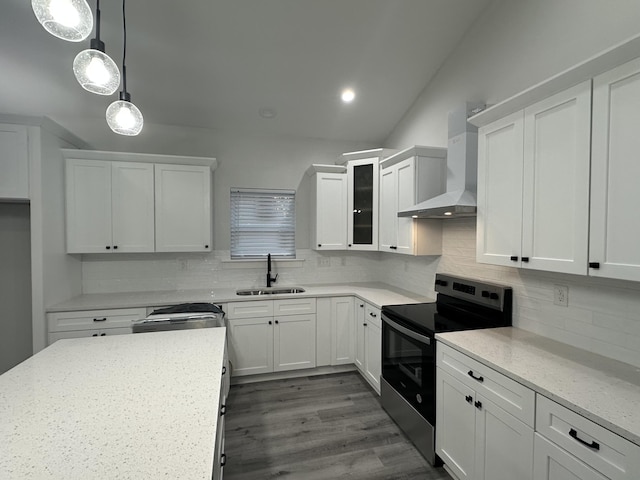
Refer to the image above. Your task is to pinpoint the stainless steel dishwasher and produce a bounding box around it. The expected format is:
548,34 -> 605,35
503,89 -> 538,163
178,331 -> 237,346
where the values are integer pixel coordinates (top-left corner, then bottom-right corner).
132,303 -> 225,333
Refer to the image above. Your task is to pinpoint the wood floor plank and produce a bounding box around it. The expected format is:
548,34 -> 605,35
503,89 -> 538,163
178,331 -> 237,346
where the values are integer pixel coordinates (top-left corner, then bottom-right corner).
224,372 -> 452,479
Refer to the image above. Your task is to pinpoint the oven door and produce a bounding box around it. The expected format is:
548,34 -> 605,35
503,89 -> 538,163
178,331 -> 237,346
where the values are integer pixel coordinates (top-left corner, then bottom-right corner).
382,313 -> 436,424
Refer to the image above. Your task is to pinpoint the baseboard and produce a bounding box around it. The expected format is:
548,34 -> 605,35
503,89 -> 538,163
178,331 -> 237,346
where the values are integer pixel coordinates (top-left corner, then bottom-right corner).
230,364 -> 357,385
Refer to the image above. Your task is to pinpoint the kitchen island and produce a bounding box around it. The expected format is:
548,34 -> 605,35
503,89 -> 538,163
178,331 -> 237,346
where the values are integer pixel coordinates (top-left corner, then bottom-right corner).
0,328 -> 227,479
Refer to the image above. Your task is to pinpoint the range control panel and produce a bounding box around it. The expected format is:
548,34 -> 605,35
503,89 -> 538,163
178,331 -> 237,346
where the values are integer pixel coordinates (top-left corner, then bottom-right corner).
435,274 -> 512,312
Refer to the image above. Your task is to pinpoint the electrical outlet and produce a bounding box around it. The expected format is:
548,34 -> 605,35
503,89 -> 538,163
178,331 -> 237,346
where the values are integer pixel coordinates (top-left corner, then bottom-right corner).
318,257 -> 331,267
553,284 -> 568,307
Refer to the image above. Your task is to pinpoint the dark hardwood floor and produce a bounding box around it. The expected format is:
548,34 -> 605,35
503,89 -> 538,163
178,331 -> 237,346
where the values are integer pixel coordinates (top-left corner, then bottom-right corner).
224,371 -> 452,480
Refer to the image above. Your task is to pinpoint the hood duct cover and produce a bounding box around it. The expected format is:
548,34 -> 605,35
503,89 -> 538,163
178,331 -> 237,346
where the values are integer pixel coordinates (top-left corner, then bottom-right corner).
398,102 -> 483,218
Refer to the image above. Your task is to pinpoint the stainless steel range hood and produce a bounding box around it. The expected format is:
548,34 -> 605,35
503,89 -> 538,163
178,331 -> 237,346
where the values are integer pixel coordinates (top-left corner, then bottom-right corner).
398,103 -> 482,218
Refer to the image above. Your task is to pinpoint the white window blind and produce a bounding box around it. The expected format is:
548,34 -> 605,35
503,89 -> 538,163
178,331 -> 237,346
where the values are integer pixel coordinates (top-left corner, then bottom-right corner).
230,188 -> 296,259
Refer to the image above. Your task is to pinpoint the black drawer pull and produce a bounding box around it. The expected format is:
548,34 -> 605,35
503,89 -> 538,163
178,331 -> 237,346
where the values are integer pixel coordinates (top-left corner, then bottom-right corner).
465,395 -> 473,404
220,453 -> 226,467
589,262 -> 600,269
220,404 -> 226,416
468,370 -> 484,382
569,428 -> 600,450
369,312 -> 377,318
521,256 -> 530,262
363,323 -> 368,327
222,366 -> 227,375
510,255 -> 519,262
390,246 -> 397,250
474,400 -> 482,410
93,317 -> 107,322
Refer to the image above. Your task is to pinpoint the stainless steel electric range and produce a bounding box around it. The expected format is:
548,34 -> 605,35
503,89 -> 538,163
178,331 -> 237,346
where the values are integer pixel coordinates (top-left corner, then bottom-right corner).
380,273 -> 513,466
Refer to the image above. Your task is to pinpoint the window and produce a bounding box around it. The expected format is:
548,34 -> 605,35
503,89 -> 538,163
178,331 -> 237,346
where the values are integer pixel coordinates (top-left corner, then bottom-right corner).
230,188 -> 296,259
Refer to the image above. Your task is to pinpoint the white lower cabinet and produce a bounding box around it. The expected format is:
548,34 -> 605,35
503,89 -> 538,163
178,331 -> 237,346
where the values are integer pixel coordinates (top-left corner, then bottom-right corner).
533,434 -> 607,480
227,298 -> 316,376
47,308 -> 145,344
213,341 -> 229,480
436,342 -> 535,480
354,301 -> 381,393
329,296 -> 356,366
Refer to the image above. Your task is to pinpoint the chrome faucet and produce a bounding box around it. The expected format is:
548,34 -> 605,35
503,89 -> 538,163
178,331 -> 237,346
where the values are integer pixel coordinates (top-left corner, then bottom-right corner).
266,253 -> 278,287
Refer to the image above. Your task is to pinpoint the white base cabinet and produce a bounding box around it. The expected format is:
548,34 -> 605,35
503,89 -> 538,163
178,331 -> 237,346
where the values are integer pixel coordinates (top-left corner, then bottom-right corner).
47,308 -> 145,344
227,298 -> 316,376
329,297 -> 355,366
354,301 -> 381,393
436,342 -> 535,480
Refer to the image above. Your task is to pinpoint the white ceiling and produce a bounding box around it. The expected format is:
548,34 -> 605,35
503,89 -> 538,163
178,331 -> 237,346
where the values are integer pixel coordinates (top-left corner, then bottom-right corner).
1,0 -> 492,145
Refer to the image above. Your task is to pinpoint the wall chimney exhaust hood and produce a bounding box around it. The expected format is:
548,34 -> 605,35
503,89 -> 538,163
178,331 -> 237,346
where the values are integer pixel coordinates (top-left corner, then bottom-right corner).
398,102 -> 484,219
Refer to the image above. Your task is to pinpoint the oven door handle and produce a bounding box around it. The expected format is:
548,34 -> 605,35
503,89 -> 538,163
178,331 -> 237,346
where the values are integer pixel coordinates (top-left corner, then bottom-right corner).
382,315 -> 432,345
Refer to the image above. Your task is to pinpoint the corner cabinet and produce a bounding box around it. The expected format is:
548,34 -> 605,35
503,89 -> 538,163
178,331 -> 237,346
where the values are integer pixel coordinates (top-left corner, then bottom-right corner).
62,150 -> 216,254
307,164 -> 348,250
339,149 -> 396,251
0,123 -> 29,200
476,81 -> 591,275
379,146 -> 446,255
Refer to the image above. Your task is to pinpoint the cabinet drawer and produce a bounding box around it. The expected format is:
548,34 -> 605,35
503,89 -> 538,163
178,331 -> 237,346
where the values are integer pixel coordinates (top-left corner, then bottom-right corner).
536,394 -> 640,479
364,303 -> 381,328
227,301 -> 274,319
274,298 -> 316,316
437,342 -> 535,427
48,326 -> 133,344
48,308 -> 145,332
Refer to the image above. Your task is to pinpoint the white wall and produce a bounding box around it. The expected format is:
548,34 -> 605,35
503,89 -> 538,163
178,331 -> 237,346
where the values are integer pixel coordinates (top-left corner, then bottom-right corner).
384,0 -> 640,368
0,203 -> 31,373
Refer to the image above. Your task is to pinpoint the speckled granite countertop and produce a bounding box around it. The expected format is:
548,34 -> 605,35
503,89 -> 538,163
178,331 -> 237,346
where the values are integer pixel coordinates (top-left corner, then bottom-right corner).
47,282 -> 432,312
0,328 -> 226,479
436,327 -> 640,446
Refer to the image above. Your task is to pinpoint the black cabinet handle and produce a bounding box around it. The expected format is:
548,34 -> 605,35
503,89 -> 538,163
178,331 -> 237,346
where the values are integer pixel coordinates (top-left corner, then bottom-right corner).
220,404 -> 226,416
589,262 -> 600,269
100,333 -> 106,336
390,246 -> 397,250
369,312 -> 377,318
220,453 -> 226,467
465,395 -> 473,404
510,256 -> 519,262
93,317 -> 107,322
222,366 -> 227,375
113,245 -> 118,250
318,244 -> 322,247
275,320 -> 279,324
105,246 -> 111,250
569,428 -> 600,450
474,400 -> 482,410
268,320 -> 272,325
468,370 -> 484,382
363,323 -> 368,327
205,245 -> 209,249
359,304 -> 364,308
92,333 -> 98,337
521,257 -> 530,262
348,244 -> 352,247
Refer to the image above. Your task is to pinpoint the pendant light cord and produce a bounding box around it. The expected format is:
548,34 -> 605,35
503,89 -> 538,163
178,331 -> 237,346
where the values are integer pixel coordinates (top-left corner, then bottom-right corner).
95,0 -> 101,40
121,0 -> 127,94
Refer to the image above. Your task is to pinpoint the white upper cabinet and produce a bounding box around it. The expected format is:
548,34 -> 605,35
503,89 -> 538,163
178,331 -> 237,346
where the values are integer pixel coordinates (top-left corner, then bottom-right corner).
477,81 -> 592,275
379,146 -> 446,255
155,164 -> 212,252
589,57 -> 640,281
0,124 -> 29,200
307,165 -> 348,250
66,159 -> 154,253
63,150 -> 216,254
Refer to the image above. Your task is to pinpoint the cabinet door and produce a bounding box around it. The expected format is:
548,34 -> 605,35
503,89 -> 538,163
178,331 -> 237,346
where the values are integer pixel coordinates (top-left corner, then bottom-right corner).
347,158 -> 379,251
354,301 -> 365,371
476,111 -> 524,267
395,159 -> 418,255
521,81 -> 591,275
228,317 -> 273,376
155,164 -> 211,252
273,314 -> 316,372
66,159 -> 113,253
533,434 -> 607,480
590,57 -> 640,281
0,124 -> 29,200
314,172 -> 348,250
436,368 -> 476,480
111,162 -> 155,252
330,296 -> 355,365
364,320 -> 381,393
379,165 -> 397,251
475,394 -> 534,480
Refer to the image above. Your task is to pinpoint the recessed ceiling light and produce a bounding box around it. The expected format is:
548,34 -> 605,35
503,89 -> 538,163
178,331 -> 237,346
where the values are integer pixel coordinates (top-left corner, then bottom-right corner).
341,88 -> 355,103
259,107 -> 277,119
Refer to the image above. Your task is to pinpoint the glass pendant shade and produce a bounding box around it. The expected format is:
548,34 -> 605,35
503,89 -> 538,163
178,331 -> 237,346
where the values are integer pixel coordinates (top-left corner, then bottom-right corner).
106,95 -> 143,136
73,48 -> 120,95
31,0 -> 93,42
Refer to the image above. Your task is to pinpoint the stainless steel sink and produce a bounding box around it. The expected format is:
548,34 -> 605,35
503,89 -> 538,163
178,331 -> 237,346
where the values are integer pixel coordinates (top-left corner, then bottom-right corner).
236,287 -> 306,296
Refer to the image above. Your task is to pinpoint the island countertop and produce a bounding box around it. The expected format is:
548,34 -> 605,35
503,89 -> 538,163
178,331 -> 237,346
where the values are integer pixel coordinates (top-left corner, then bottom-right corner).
0,328 -> 227,479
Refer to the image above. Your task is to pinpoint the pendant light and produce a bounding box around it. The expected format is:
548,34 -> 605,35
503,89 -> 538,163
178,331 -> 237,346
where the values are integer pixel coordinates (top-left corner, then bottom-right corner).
72,0 -> 120,95
106,0 -> 143,136
31,0 -> 93,42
